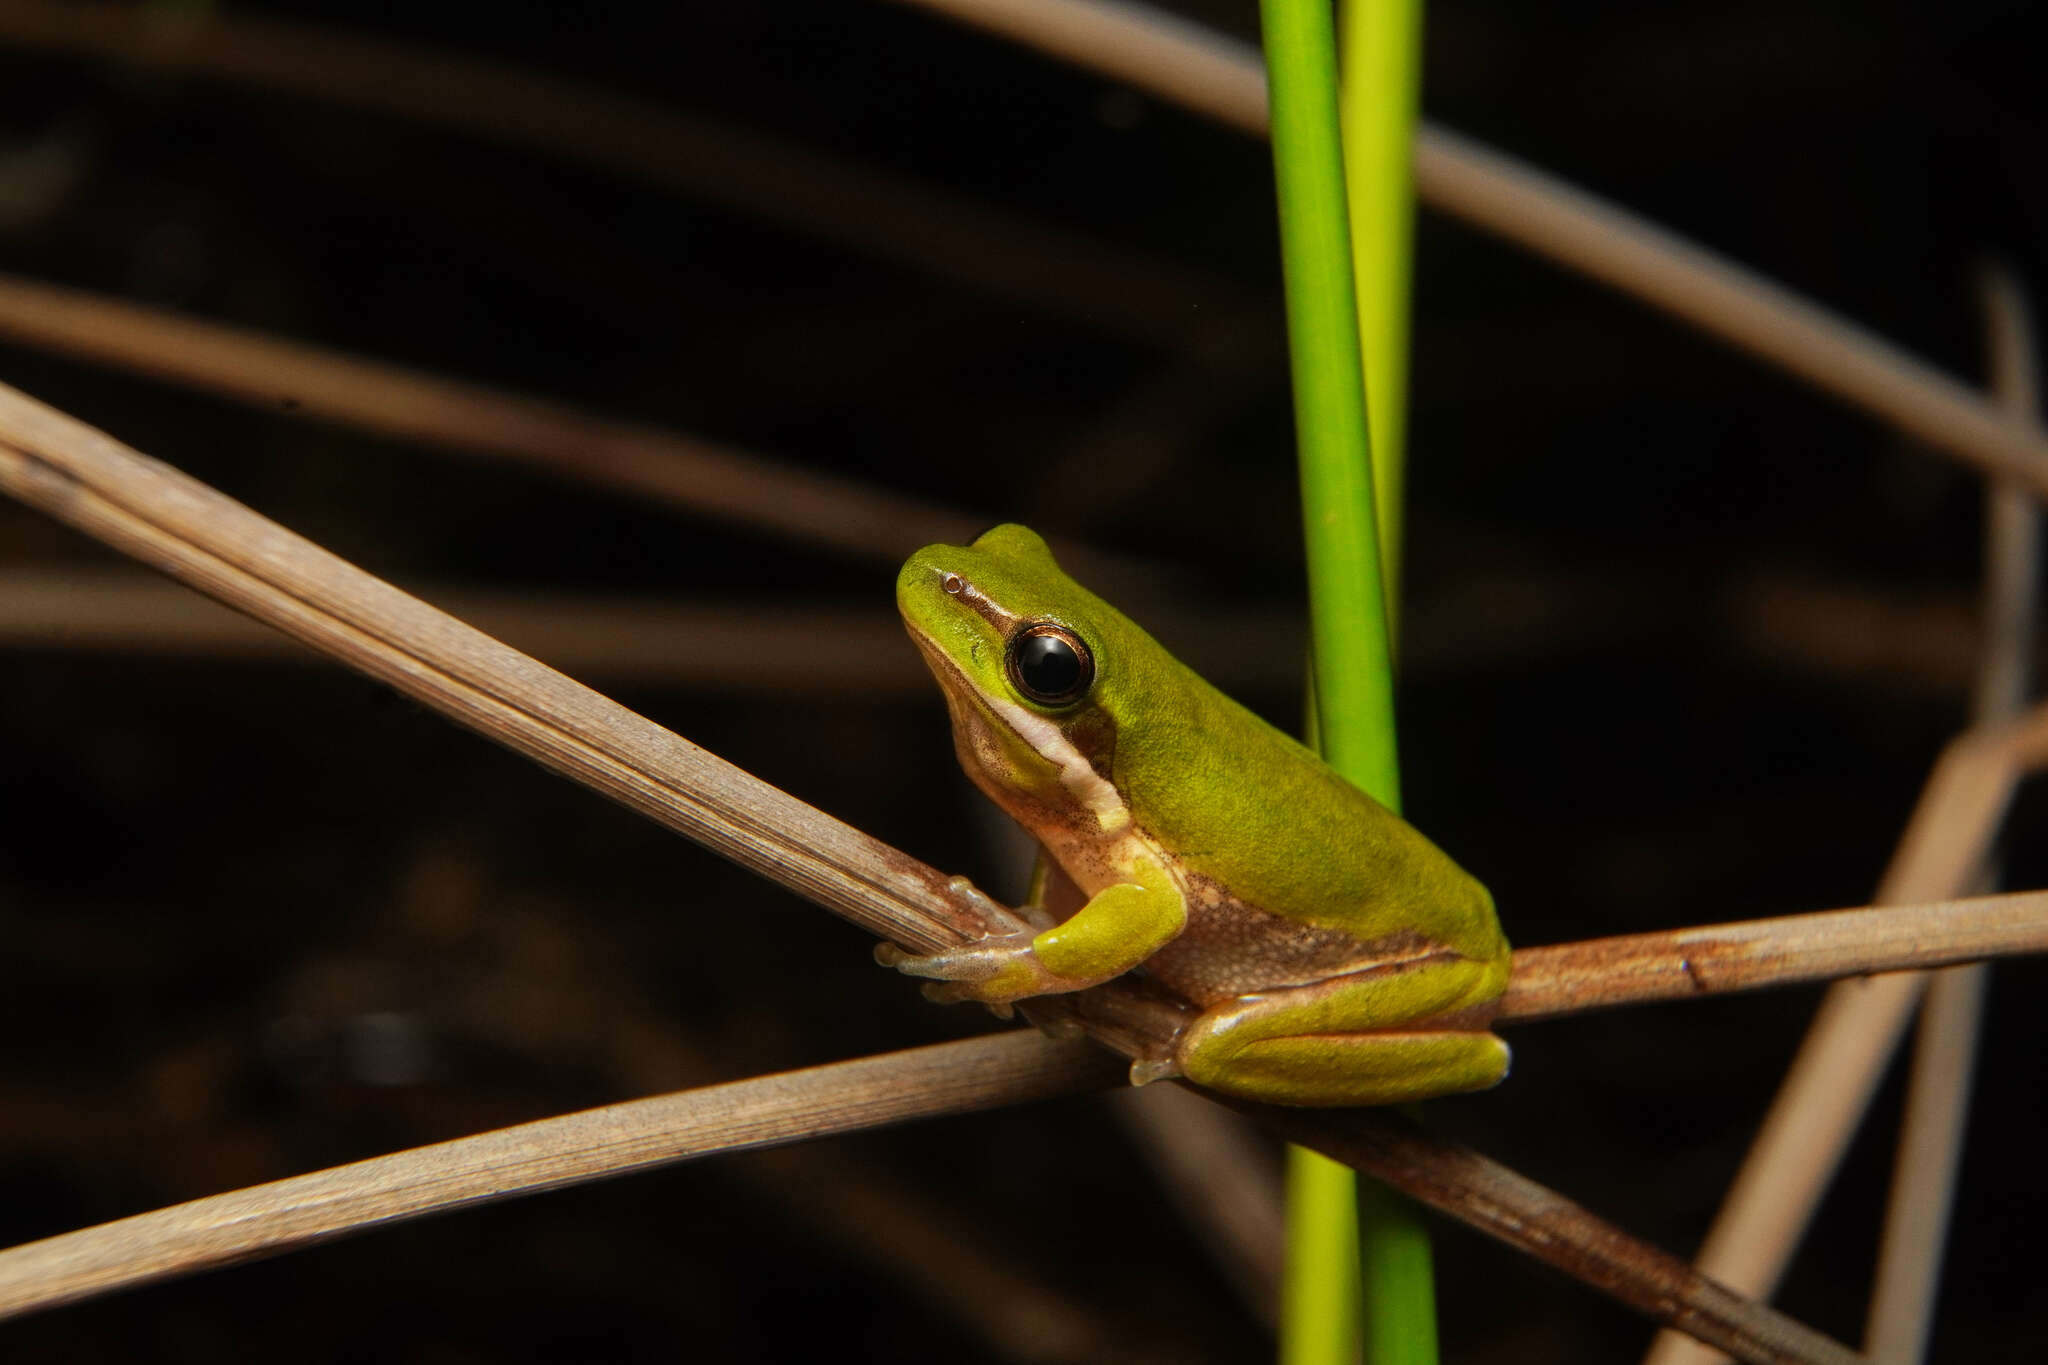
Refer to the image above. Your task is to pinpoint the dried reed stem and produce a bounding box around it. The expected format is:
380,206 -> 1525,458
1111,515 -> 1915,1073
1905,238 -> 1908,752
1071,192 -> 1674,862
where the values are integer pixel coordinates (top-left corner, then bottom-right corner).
6,380 -> 2034,1363
0,1032 -> 1122,1322
0,273 -> 985,565
1647,271 -> 2047,1365
17,562 -> 2027,697
1259,1107 -> 1862,1365
1644,703 -> 2048,1365
1865,967 -> 1986,1362
0,379 -> 1024,956
0,1 -> 1253,355
1861,264 -> 2043,1365
12,0 -> 2040,506
0,567 -> 1306,693
0,1020 -> 1882,1365
892,0 -> 2048,500
1495,889 -> 2048,1025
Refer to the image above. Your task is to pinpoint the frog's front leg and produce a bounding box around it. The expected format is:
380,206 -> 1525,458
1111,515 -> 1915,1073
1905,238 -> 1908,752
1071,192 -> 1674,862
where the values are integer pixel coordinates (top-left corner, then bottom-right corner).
1167,952 -> 1512,1107
883,856 -> 1186,1005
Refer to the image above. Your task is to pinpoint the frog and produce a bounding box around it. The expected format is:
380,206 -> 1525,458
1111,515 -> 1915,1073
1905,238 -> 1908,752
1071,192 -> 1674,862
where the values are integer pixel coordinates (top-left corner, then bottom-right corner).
882,524 -> 1511,1107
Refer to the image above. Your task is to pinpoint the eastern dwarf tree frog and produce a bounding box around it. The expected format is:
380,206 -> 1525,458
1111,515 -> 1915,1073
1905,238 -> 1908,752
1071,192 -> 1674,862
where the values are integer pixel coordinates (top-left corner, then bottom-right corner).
885,525 -> 1511,1107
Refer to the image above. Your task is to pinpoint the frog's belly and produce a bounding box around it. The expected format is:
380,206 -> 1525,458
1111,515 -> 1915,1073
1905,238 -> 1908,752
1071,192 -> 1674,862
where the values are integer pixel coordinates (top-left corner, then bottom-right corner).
1141,871 -> 1409,1007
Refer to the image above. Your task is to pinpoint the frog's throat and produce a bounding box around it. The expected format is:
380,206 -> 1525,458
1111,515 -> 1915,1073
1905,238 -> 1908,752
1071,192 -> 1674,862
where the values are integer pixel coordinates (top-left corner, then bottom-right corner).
906,623 -> 1129,836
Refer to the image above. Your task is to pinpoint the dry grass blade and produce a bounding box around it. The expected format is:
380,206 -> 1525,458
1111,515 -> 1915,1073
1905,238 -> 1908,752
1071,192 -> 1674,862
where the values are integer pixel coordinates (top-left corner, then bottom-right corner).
0,378 -> 1019,956
1864,967 -> 1986,1364
1862,264 -> 2043,1365
0,566 -> 933,688
1260,1107 -> 1863,1365
0,567 -> 1307,692
1972,265 -> 2044,728
0,1032 -> 1123,1322
20,562 -> 2024,698
882,0 -> 1271,131
40,373 -> 2020,1031
892,0 -> 2048,499
0,1037 -> 1866,1365
4,379 -> 2032,1362
0,1 -> 1255,356
1411,129 -> 2048,501
0,273 -> 986,565
1495,890 -> 2048,1025
1644,716 -> 2048,1365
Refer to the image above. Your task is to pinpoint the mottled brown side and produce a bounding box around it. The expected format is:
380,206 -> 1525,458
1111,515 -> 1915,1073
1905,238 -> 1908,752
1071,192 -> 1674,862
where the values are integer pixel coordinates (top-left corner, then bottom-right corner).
1140,864 -> 1446,1006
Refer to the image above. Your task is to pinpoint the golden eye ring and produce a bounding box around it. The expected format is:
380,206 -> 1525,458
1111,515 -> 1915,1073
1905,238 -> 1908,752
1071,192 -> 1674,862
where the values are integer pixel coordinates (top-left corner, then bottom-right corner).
1005,622 -> 1094,705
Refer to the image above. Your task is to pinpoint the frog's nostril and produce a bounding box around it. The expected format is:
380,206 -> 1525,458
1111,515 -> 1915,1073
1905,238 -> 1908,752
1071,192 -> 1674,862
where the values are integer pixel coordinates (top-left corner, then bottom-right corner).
942,573 -> 965,595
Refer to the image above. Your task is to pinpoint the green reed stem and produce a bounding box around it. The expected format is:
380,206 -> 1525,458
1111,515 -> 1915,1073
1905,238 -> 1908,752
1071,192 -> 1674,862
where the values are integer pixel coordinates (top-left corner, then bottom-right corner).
1339,2 -> 1438,1361
1341,0 -> 1422,625
1258,0 -> 1425,1362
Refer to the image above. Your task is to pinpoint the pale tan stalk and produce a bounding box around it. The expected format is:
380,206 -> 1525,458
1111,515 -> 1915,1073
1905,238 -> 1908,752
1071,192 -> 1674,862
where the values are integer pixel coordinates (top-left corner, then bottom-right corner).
0,1019 -> 1882,1365
0,2 -> 1252,355
0,567 -> 1304,693
0,1032 -> 1122,1321
883,0 -> 1271,131
1644,278 -> 2048,1365
1861,265 -> 2042,1365
6,379 -> 2038,1362
11,0 -> 2045,500
1864,968 -> 1985,1362
7,377 -> 2030,1028
1643,705 -> 2048,1365
0,273 -> 985,565
890,0 -> 2048,499
1494,889 -> 2048,1025
15,561 -> 2026,696
0,378 -> 1024,956
1260,1107 -> 1863,1365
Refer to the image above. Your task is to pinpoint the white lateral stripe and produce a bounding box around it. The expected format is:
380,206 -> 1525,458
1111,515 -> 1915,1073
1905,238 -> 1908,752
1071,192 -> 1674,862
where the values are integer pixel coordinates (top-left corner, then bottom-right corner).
988,694 -> 1130,833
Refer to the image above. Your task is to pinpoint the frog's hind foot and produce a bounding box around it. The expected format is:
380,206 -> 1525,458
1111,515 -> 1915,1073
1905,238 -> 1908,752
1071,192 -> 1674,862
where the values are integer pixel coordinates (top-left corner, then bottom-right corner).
1172,955 -> 1512,1107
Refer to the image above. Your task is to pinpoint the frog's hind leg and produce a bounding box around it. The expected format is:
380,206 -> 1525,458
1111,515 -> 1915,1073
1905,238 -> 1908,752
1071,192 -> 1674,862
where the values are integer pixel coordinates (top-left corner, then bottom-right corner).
1172,954 -> 1511,1107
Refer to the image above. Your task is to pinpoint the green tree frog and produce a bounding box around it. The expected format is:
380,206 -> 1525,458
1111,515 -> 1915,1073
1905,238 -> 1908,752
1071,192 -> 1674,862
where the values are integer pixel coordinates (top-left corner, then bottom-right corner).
885,524 -> 1511,1107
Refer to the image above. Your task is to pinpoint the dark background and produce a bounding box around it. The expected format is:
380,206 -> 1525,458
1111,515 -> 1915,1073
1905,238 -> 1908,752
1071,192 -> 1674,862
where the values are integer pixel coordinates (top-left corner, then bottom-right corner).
1,1 -> 2043,1360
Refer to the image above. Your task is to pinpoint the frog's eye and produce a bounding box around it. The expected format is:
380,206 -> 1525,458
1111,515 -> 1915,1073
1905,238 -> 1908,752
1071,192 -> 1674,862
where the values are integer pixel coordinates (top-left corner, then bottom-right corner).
1006,622 -> 1094,706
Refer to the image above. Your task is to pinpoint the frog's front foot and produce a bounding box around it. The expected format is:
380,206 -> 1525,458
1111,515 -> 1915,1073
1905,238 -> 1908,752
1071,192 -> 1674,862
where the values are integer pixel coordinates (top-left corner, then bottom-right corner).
875,930 -> 1081,1005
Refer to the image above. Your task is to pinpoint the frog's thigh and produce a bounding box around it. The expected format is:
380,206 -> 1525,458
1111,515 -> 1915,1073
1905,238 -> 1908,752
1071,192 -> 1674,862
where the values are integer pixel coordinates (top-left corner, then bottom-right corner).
1175,957 -> 1510,1107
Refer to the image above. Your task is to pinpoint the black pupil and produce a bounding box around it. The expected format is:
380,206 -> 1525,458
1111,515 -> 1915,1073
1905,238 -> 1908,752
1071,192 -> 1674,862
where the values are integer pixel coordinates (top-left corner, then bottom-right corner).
1015,632 -> 1085,699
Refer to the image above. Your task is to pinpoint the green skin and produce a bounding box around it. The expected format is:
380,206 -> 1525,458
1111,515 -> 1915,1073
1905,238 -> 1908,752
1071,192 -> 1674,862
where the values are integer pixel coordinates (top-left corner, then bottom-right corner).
894,525 -> 1511,1107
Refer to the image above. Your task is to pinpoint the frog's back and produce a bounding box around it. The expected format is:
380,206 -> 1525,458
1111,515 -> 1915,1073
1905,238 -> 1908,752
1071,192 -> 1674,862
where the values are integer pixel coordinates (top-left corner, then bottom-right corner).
1110,645 -> 1505,999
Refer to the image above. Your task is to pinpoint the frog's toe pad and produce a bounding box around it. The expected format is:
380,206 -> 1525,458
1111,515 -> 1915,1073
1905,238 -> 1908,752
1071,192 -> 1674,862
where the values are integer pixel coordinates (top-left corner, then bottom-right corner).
1129,1057 -> 1183,1087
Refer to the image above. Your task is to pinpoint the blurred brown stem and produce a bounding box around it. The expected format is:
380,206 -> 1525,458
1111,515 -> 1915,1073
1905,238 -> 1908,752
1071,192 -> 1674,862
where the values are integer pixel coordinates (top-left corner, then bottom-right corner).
7,379 -> 2036,1363
893,0 -> 2048,500
0,566 -> 1308,693
1861,264 -> 2042,1365
0,0 -> 1256,356
1647,263 -> 2048,1364
0,272 -> 987,565
0,1031 -> 1124,1322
